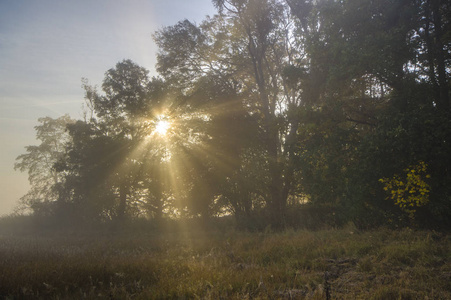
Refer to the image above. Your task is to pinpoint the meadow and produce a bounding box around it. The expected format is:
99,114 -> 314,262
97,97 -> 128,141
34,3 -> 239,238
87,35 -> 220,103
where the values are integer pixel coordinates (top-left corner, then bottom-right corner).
0,219 -> 450,299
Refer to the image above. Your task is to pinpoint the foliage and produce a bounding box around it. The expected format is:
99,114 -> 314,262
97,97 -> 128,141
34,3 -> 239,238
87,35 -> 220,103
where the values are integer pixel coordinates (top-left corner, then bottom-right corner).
379,161 -> 431,220
14,0 -> 451,230
14,115 -> 74,215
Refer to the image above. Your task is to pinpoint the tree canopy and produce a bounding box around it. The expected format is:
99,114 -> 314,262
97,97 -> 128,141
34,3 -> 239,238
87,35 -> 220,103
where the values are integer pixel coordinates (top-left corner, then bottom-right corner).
15,0 -> 451,230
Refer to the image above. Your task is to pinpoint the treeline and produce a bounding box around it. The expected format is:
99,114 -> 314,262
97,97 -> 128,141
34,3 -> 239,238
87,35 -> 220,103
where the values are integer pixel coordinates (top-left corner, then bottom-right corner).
15,0 -> 451,230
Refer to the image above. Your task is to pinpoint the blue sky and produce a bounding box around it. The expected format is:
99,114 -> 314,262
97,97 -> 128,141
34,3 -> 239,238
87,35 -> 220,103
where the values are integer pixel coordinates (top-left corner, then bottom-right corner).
0,0 -> 216,215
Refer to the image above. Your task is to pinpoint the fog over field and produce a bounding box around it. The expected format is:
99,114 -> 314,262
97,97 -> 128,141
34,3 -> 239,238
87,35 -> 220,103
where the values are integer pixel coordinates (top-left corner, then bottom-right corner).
1,0 -> 451,298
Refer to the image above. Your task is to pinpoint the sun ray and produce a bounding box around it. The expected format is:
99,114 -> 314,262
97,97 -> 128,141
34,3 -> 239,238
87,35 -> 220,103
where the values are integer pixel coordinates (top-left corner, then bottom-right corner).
101,100 -> 247,219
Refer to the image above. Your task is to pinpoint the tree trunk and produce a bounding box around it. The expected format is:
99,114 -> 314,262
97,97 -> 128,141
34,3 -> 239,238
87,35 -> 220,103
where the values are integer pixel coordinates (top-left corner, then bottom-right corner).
117,182 -> 128,221
246,20 -> 288,229
154,184 -> 163,222
424,0 -> 449,110
267,133 -> 285,229
431,0 -> 449,110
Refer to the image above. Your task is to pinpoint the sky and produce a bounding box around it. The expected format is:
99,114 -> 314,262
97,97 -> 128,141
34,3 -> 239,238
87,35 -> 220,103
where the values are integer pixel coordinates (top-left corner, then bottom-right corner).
0,0 -> 217,216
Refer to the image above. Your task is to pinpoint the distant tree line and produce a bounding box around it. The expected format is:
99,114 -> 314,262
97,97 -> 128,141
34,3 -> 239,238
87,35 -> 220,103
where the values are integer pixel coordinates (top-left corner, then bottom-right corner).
15,0 -> 451,230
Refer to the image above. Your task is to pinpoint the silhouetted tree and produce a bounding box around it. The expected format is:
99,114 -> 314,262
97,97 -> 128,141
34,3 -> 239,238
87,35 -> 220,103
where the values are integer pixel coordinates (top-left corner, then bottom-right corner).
15,115 -> 74,215
15,0 -> 451,230
156,0 -> 307,228
58,60 -> 169,222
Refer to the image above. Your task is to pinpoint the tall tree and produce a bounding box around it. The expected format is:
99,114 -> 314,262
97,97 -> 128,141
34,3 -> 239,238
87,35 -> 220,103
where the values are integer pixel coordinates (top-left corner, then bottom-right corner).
156,0 -> 306,227
417,0 -> 450,110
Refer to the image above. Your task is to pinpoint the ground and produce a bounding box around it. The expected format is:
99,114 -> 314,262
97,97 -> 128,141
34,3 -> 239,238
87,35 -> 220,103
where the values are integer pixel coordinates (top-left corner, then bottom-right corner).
0,220 -> 449,299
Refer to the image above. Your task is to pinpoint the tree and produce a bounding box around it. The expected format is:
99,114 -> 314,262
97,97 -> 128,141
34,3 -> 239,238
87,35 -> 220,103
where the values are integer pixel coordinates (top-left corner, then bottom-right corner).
55,120 -> 123,221
296,0 -> 451,228
156,0 -> 307,227
16,0 -> 451,230
58,60 -> 169,222
417,0 -> 451,110
14,115 -> 74,215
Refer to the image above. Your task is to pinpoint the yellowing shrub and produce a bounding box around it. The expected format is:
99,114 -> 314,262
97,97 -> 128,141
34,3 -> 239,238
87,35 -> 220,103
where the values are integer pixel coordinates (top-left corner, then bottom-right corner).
379,161 -> 431,219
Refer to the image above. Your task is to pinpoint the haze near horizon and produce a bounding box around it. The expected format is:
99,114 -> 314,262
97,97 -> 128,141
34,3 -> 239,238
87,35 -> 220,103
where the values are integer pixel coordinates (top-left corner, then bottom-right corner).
0,0 -> 216,216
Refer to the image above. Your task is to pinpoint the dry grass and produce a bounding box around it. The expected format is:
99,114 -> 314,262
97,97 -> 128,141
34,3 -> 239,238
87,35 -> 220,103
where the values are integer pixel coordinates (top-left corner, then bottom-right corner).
0,224 -> 449,299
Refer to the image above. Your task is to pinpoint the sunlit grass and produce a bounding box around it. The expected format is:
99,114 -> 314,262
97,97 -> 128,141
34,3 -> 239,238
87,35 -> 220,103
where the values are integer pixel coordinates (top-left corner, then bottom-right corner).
0,223 -> 449,299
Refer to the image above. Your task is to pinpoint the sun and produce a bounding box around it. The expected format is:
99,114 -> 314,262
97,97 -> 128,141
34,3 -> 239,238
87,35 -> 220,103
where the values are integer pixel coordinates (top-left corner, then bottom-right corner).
155,119 -> 170,136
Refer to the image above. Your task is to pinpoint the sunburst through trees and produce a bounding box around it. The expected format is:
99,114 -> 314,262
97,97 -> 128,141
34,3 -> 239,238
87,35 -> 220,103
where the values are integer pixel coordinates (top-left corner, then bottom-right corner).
15,0 -> 451,229
155,118 -> 170,136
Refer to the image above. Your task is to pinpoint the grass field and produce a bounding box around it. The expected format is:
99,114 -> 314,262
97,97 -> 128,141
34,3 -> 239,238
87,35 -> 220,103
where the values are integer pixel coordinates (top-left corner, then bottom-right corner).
0,222 -> 450,299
